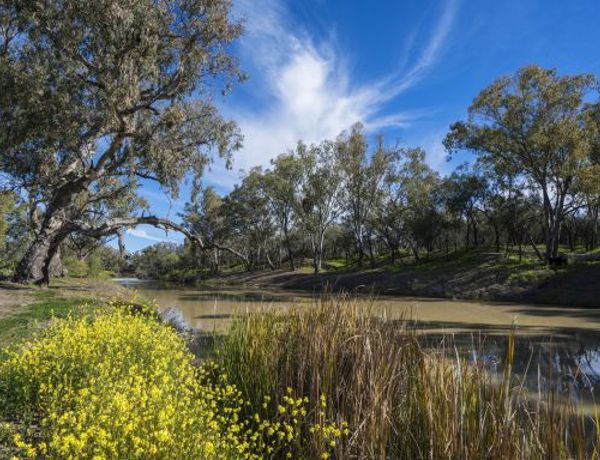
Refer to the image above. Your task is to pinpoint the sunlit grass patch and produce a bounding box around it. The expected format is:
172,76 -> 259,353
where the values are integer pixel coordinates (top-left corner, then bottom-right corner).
0,290 -> 98,349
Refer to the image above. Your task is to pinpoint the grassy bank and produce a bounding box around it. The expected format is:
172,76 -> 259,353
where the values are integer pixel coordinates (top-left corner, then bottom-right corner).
0,301 -> 343,459
0,278 -> 127,347
201,249 -> 600,307
1,285 -> 599,458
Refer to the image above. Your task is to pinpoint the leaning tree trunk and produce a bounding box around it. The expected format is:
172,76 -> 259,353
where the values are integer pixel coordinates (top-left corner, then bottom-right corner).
14,175 -> 89,283
12,196 -> 72,284
13,224 -> 66,284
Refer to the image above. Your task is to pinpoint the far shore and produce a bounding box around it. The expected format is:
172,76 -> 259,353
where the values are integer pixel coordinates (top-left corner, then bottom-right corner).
176,256 -> 600,308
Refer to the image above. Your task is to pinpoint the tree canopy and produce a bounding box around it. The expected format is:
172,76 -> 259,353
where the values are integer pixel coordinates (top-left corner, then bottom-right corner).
0,0 -> 243,283
445,65 -> 600,260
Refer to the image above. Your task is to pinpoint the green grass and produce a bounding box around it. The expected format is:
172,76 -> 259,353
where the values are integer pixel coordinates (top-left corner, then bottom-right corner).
0,289 -> 98,348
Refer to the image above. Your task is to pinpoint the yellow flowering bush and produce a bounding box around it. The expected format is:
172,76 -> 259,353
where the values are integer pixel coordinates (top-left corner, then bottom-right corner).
0,308 -> 344,459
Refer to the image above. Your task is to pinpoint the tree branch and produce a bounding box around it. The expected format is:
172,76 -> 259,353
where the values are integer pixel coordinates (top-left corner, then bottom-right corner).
71,216 -> 205,248
69,215 -> 250,264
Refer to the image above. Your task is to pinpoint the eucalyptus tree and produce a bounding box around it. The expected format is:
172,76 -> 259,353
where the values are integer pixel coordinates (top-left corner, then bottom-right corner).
444,167 -> 487,248
131,242 -> 181,280
399,149 -> 442,260
445,65 -> 600,261
478,175 -> 510,252
224,168 -> 277,270
573,120 -> 600,250
264,153 -> 303,270
0,0 -> 243,283
183,187 -> 228,272
372,147 -> 439,262
295,141 -> 343,273
337,124 -> 391,266
371,151 -> 405,264
0,191 -> 13,252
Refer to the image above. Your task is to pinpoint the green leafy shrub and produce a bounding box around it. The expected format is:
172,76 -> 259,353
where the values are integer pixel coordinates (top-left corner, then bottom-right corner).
63,257 -> 88,278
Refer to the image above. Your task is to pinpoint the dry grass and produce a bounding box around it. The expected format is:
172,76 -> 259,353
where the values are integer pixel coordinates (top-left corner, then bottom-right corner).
218,294 -> 600,459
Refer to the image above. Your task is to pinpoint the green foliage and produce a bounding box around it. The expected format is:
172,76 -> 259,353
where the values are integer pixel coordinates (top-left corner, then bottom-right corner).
130,242 -> 184,280
0,192 -> 14,249
63,257 -> 89,278
445,65 -> 600,259
62,255 -> 111,279
1,0 -> 244,283
87,254 -> 107,277
0,289 -> 97,348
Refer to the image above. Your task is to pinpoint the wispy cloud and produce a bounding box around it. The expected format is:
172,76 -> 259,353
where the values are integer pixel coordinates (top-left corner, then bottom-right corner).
208,0 -> 458,187
422,131 -> 452,175
126,227 -> 181,244
379,0 -> 458,100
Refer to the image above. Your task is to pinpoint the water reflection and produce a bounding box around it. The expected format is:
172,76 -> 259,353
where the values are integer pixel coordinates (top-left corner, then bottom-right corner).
116,278 -> 600,406
418,331 -> 600,406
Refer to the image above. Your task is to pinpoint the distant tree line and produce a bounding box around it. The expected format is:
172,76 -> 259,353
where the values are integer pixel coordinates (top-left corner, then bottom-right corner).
147,65 -> 595,276
0,0 -> 598,282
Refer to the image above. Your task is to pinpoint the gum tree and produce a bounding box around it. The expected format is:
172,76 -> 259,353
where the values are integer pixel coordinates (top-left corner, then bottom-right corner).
0,0 -> 243,283
223,168 -> 276,270
337,124 -> 391,267
182,187 -> 228,273
445,65 -> 599,261
295,140 -> 343,274
263,153 -> 303,271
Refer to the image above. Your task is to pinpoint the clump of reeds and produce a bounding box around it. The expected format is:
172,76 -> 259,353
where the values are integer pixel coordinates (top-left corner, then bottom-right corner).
217,293 -> 600,459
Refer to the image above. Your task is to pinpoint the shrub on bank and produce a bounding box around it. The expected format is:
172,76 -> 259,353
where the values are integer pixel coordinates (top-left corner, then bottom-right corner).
0,309 -> 343,459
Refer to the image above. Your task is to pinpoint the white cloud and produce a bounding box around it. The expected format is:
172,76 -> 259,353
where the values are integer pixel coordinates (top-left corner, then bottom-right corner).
423,132 -> 451,175
208,0 -> 458,187
378,0 -> 458,100
126,227 -> 181,244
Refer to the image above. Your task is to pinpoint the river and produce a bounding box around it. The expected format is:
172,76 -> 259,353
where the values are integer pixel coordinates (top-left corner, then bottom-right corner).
115,278 -> 600,408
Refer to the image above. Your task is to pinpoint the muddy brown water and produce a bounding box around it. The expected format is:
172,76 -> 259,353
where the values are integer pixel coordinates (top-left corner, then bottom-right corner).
115,278 -> 600,407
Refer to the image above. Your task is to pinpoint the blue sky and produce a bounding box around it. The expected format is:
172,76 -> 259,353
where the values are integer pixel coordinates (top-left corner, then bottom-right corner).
121,0 -> 600,251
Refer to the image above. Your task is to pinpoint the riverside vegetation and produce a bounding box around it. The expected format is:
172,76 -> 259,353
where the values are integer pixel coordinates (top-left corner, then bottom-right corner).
1,0 -> 599,297
0,300 -> 345,460
1,293 -> 599,459
2,0 -> 600,458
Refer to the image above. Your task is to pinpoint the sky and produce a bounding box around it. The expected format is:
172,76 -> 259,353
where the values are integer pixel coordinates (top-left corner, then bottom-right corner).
121,0 -> 600,251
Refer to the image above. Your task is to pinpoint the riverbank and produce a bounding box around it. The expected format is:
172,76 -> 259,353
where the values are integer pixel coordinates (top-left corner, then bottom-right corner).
0,278 -> 128,346
198,251 -> 600,307
1,290 -> 598,459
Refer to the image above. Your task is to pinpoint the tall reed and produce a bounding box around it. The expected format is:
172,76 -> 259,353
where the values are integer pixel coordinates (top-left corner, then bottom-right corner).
217,294 -> 600,459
